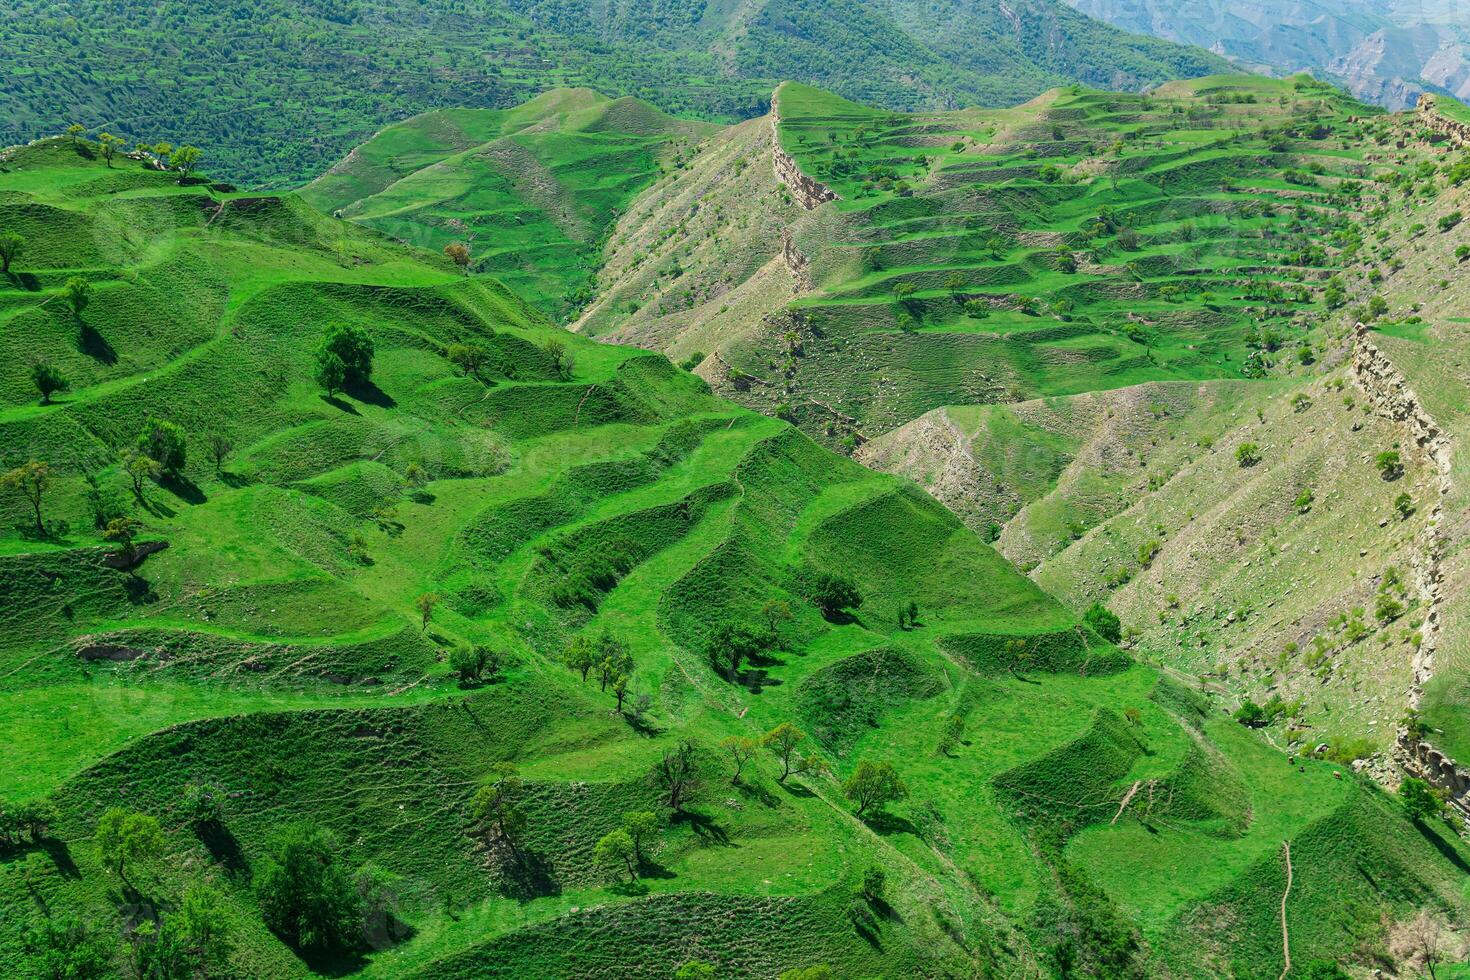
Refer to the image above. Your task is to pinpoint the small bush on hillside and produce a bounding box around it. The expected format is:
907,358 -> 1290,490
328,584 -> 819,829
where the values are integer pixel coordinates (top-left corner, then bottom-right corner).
1376,450 -> 1403,480
1395,492 -> 1415,519
1235,443 -> 1261,467
1439,211 -> 1462,232
450,642 -> 501,685
1084,602 -> 1122,644
1399,777 -> 1445,823
801,568 -> 862,620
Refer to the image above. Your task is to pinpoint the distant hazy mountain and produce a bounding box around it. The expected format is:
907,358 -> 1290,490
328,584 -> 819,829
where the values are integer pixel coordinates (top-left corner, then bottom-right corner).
1064,0 -> 1470,107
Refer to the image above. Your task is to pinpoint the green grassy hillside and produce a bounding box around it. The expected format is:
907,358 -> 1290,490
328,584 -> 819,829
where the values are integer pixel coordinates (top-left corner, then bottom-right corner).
302,90 -> 715,320
0,134 -> 1465,979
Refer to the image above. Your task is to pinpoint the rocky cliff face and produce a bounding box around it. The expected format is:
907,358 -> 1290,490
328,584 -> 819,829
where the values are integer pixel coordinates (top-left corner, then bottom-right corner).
1351,322 -> 1468,811
770,90 -> 839,211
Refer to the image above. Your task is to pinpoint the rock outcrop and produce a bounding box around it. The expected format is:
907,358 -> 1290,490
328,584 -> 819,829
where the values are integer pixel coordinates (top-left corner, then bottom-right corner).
770,89 -> 838,211
1417,94 -> 1470,147
780,229 -> 813,292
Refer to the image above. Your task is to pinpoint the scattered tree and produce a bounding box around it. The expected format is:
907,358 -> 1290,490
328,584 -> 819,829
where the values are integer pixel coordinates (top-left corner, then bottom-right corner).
27,359 -> 67,406
23,915 -> 115,980
450,642 -> 500,684
621,811 -> 659,865
842,760 -> 908,817
443,242 -> 471,272
898,600 -> 920,630
120,448 -> 160,502
1084,602 -> 1122,644
762,722 -> 825,783
255,825 -> 364,955
1399,777 -> 1444,824
544,338 -> 575,380
182,780 -> 226,828
175,882 -> 235,974
1235,442 -> 1261,467
2,460 -> 50,535
1376,450 -> 1403,480
104,516 -> 144,565
760,599 -> 793,642
706,622 -> 769,680
562,634 -> 597,682
594,828 -> 638,883
207,432 -> 233,473
655,739 -> 699,812
316,323 -> 375,385
447,341 -> 490,380
97,131 -> 123,167
415,592 -> 438,631
470,762 -> 527,853
137,417 -> 187,475
65,123 -> 86,141
1396,492 -> 1415,520
1233,699 -> 1268,727
860,865 -> 887,904
63,276 -> 91,318
804,570 -> 862,620
170,145 -> 203,183
722,735 -> 759,784
95,807 -> 164,885
0,231 -> 24,273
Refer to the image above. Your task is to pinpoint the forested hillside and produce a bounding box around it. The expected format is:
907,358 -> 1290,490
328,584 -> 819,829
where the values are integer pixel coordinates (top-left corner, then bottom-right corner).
0,0 -> 1226,187
2,121 -> 1467,978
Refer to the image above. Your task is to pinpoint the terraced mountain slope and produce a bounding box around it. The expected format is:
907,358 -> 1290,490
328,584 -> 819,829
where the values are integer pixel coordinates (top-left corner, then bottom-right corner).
302,90 -> 716,320
0,0 -> 1228,188
2,135 -> 1466,978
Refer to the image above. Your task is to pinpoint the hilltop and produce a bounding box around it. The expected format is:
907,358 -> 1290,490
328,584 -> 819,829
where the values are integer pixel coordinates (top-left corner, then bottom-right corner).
0,0 -> 1228,188
2,127 -> 1466,978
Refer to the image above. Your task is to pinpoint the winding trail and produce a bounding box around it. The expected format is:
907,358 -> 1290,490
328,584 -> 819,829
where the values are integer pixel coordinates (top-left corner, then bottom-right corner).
1278,840 -> 1293,980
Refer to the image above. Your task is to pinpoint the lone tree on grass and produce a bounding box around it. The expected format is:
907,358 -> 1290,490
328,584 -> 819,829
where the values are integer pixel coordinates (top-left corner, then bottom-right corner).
450,642 -> 501,685
0,231 -> 23,273
804,570 -> 862,620
97,132 -> 123,167
63,277 -> 91,318
30,359 -> 67,404
543,338 -> 575,380
655,739 -> 699,812
471,762 -> 527,854
594,828 -> 638,884
447,341 -> 490,380
137,417 -> 187,476
207,432 -> 232,474
315,323 -> 375,390
415,592 -> 438,631
443,242 -> 471,273
104,516 -> 144,566
562,634 -> 597,682
762,722 -> 826,784
95,807 -> 164,885
706,621 -> 768,680
2,460 -> 51,535
120,448 -> 161,502
842,760 -> 908,818
1399,777 -> 1444,824
621,811 -> 659,865
1084,602 -> 1122,643
170,145 -> 203,183
722,735 -> 759,784
255,825 -> 364,956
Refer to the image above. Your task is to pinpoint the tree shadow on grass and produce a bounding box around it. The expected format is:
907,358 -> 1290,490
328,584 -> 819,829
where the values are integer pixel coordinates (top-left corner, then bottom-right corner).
218,470 -> 251,489
77,323 -> 117,364
672,810 -> 732,847
734,779 -> 780,808
41,839 -> 80,880
498,849 -> 560,903
320,394 -> 360,416
197,821 -> 248,879
861,810 -> 917,837
294,944 -> 369,978
635,859 -> 676,881
345,379 -> 396,409
777,779 -> 816,800
737,668 -> 783,695
122,574 -> 159,606
6,271 -> 40,291
158,472 -> 205,505
1415,818 -> 1470,874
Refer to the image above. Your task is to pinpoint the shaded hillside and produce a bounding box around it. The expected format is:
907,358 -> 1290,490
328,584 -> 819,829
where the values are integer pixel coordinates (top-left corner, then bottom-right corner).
1,134 -> 1464,979
0,0 -> 1227,187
